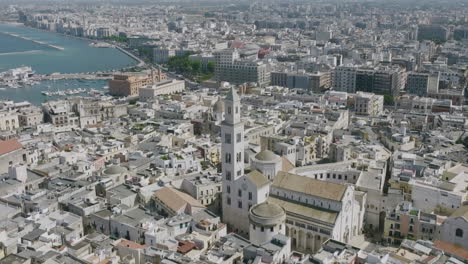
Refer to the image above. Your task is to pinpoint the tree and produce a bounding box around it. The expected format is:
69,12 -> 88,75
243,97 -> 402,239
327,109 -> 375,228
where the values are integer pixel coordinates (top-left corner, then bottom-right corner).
191,60 -> 201,74
384,95 -> 395,105
207,61 -> 215,73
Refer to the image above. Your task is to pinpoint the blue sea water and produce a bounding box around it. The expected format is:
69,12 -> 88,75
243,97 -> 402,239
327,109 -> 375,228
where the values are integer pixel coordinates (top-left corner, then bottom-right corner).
0,31 -> 52,54
0,24 -> 138,104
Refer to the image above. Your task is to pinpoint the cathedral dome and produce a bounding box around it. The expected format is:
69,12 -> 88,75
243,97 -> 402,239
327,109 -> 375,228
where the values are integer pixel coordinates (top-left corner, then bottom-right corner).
255,150 -> 280,162
249,201 -> 286,227
213,98 -> 225,113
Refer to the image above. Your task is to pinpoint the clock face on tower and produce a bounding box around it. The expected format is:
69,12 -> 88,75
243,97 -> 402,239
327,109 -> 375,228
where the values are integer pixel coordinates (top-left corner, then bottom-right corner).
242,182 -> 248,190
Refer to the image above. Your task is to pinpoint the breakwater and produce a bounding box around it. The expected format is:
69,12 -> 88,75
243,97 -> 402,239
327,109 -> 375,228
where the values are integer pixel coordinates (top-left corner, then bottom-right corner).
0,30 -> 64,50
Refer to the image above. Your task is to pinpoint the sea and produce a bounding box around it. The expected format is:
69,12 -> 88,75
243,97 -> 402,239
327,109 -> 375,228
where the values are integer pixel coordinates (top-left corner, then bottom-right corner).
0,23 -> 138,104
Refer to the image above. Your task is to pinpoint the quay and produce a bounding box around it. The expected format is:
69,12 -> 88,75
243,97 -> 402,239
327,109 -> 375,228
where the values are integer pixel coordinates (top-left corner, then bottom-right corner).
37,73 -> 113,80
0,31 -> 65,50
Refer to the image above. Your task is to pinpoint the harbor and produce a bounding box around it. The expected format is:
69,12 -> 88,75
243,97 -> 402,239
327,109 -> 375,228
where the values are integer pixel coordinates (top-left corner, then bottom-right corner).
0,23 -> 141,104
0,23 -> 138,75
0,78 -> 108,105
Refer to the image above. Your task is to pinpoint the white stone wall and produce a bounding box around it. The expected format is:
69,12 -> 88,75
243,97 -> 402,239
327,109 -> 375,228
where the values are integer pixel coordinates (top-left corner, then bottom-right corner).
440,217 -> 468,249
250,222 -> 285,246
251,160 -> 282,181
412,182 -> 463,213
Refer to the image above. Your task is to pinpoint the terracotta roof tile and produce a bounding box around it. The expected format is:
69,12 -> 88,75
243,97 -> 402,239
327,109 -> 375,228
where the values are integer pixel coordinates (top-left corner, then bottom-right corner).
273,171 -> 347,201
154,187 -> 204,213
433,240 -> 468,260
117,239 -> 148,249
0,139 -> 23,156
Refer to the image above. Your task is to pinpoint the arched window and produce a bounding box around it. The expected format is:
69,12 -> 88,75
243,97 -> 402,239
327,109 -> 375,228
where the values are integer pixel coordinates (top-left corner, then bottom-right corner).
455,228 -> 463,238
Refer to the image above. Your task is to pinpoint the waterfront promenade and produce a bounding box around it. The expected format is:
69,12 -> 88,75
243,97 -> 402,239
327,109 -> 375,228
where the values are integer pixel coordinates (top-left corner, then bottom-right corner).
115,46 -> 145,67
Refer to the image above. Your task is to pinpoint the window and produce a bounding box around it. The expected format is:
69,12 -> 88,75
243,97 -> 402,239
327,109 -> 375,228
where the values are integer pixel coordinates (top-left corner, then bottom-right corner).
455,228 -> 463,238
270,227 -> 274,232
226,171 -> 231,180
238,189 -> 242,197
237,152 -> 242,162
237,170 -> 241,176
227,186 -> 231,193
261,227 -> 264,232
238,201 -> 242,209
228,107 -> 232,114
227,197 -> 231,205
249,192 -> 252,200
225,153 -> 231,163
237,133 -> 241,142
225,133 -> 231,144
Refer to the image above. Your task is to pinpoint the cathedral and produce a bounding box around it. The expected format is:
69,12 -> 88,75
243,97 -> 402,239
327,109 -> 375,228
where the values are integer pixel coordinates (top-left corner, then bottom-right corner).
221,88 -> 365,253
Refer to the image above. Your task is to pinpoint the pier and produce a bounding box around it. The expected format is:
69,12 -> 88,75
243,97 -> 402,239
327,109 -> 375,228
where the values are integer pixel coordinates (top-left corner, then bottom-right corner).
0,31 -> 65,50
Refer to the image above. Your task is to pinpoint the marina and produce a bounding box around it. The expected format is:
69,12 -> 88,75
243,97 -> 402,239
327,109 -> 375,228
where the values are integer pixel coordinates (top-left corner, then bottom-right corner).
0,79 -> 108,105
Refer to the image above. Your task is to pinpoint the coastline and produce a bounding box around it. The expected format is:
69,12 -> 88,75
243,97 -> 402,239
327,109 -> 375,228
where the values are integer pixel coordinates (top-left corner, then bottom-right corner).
0,22 -> 143,73
15,23 -> 143,65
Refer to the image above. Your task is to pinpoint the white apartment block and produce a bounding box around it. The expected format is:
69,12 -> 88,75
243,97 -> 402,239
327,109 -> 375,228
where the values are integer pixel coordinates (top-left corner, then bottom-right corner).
214,49 -> 271,87
153,47 -> 176,63
139,80 -> 185,101
0,111 -> 19,131
354,92 -> 384,117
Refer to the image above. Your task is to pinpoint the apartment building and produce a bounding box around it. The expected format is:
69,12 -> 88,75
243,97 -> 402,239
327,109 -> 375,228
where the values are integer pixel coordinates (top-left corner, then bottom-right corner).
383,202 -> 441,244
214,49 -> 271,87
354,92 -> 384,117
406,72 -> 440,96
